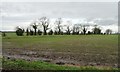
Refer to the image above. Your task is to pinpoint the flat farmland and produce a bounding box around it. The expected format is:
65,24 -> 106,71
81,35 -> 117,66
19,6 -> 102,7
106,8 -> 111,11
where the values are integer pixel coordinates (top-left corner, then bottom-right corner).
2,33 -> 119,70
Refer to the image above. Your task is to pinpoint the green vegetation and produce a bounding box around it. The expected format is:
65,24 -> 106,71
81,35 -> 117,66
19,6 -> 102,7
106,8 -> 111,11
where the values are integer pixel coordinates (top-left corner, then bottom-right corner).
2,33 -> 119,70
2,58 -> 119,70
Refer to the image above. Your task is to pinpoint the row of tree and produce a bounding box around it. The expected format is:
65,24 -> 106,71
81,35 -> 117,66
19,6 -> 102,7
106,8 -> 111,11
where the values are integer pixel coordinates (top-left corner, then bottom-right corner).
16,17 -> 112,36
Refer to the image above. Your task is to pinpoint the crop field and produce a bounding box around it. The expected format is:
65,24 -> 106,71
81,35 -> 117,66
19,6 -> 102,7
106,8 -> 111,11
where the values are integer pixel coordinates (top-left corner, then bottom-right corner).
1,33 -> 119,70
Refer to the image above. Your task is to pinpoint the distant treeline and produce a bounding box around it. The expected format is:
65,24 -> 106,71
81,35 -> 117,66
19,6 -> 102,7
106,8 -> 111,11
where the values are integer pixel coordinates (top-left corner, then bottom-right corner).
2,17 -> 117,36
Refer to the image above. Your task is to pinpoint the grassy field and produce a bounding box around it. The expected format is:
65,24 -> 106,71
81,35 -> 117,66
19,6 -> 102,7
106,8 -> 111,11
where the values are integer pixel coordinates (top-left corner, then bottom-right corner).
2,58 -> 119,71
2,33 -> 119,70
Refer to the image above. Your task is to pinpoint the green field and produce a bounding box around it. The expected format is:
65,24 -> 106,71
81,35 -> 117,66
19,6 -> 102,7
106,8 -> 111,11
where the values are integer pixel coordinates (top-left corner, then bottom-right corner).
2,33 -> 119,70
2,58 -> 118,71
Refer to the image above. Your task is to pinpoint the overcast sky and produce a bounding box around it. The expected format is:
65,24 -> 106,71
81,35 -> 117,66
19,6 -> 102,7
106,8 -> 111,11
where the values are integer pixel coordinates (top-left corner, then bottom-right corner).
1,0 -> 119,2
0,1 -> 118,33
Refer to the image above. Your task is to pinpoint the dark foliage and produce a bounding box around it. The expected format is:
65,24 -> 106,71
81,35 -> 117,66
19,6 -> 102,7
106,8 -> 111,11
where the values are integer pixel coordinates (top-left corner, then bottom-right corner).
30,30 -> 34,35
26,28 -> 29,36
83,27 -> 87,35
16,27 -> 24,36
93,28 -> 101,34
38,30 -> 42,35
87,31 -> 92,35
105,29 -> 112,35
54,31 -> 58,35
2,32 -> 6,37
66,26 -> 71,35
31,22 -> 38,35
48,30 -> 53,35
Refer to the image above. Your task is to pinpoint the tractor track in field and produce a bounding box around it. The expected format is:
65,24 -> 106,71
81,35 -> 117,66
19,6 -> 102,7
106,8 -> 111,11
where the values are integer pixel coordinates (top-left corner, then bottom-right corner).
3,53 -> 81,66
2,50 -> 118,68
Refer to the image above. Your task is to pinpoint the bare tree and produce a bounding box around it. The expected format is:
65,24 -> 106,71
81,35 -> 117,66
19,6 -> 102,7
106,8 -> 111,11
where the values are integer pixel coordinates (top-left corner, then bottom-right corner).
81,25 -> 89,35
66,26 -> 71,35
105,29 -> 112,34
54,18 -> 63,35
38,17 -> 49,35
65,21 -> 72,35
72,24 -> 81,35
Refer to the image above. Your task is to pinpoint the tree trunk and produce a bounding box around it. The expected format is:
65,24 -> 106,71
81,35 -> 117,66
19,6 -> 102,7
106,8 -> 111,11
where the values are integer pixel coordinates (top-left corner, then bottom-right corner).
34,29 -> 37,35
43,26 -> 47,35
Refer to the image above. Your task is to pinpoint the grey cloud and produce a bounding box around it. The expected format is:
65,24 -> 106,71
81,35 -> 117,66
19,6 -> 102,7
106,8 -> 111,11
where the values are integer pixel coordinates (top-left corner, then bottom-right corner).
1,2 -> 118,32
1,0 -> 119,2
93,18 -> 118,26
1,2 -> 117,18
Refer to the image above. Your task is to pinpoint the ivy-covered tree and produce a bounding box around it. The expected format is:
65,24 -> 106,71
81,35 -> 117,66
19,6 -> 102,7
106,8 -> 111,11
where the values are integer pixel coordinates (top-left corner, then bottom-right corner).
38,30 -> 42,35
54,31 -> 58,35
92,25 -> 101,34
30,30 -> 34,35
16,26 -> 24,36
26,28 -> 29,36
87,31 -> 92,35
105,29 -> 112,35
2,32 -> 6,37
48,29 -> 53,35
31,22 -> 38,35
